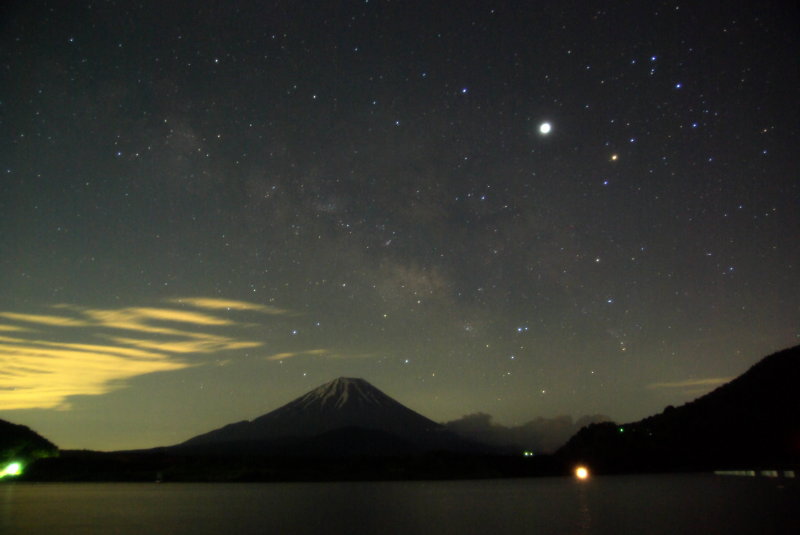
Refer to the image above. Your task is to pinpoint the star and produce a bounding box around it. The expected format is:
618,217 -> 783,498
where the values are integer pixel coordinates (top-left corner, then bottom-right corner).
1,0 -> 793,455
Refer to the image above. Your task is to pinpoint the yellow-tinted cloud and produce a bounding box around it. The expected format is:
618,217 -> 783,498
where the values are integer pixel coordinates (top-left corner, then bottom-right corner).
0,312 -> 89,327
647,377 -> 732,389
266,349 -> 327,361
0,324 -> 29,332
0,343 -> 190,410
111,336 -> 262,354
127,307 -> 233,325
0,336 -> 164,360
79,307 -> 234,336
0,335 -> 28,344
34,341 -> 165,360
169,297 -> 291,315
0,297 -> 282,410
264,349 -> 374,361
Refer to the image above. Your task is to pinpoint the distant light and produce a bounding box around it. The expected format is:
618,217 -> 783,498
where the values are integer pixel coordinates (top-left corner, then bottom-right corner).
1,462 -> 23,478
523,451 -> 535,457
539,122 -> 552,135
618,427 -> 625,433
575,466 -> 589,480
610,154 -> 618,161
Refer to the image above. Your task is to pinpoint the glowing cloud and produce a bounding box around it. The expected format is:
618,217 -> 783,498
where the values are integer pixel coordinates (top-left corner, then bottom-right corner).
265,349 -> 375,361
0,342 -> 190,410
0,312 -> 89,327
126,307 -> 234,325
0,324 -> 29,332
169,297 -> 291,315
1,338 -> 163,360
647,377 -> 732,389
111,336 -> 262,354
0,297 -> 276,410
79,307 -> 234,335
266,349 -> 327,361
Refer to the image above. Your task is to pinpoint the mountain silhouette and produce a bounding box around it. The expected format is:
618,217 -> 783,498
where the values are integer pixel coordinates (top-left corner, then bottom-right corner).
0,418 -> 59,467
557,345 -> 800,472
178,377 -> 481,455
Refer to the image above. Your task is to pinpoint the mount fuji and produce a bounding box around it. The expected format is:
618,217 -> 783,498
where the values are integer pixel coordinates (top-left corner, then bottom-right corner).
177,378 -> 483,455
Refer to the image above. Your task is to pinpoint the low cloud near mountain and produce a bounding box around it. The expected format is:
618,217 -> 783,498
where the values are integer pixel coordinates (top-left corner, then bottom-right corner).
444,412 -> 611,454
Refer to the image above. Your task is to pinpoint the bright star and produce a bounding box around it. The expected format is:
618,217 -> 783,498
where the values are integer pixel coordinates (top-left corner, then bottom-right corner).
539,122 -> 552,135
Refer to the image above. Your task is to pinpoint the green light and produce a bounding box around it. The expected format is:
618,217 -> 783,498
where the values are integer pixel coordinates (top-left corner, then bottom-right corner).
618,427 -> 625,433
1,462 -> 23,478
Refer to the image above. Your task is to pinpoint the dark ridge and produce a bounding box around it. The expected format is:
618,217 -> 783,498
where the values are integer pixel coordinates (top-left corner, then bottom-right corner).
0,418 -> 59,466
557,345 -> 800,473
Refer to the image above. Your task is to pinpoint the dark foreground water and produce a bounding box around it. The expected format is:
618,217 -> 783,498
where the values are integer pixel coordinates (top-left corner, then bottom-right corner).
2,474 -> 797,534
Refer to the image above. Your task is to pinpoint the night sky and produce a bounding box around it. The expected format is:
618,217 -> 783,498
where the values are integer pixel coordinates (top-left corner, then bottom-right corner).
1,1 -> 798,451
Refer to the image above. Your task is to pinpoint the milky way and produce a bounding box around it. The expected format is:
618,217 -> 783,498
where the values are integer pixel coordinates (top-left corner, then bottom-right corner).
1,1 -> 797,449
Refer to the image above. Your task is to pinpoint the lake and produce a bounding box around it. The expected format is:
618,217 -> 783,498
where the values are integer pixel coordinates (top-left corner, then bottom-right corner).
1,474 -> 797,534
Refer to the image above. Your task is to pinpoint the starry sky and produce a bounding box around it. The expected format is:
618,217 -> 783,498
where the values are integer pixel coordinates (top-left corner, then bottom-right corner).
1,1 -> 798,451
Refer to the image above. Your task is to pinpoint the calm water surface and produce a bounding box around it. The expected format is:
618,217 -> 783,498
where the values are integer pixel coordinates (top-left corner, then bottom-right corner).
1,474 -> 797,534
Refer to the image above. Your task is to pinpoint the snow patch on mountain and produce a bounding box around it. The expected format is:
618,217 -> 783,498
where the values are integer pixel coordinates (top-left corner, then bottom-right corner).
296,377 -> 388,410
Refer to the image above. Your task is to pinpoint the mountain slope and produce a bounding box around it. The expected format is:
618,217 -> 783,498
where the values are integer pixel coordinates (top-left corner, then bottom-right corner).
178,378 -> 475,454
0,419 -> 59,466
557,345 -> 800,472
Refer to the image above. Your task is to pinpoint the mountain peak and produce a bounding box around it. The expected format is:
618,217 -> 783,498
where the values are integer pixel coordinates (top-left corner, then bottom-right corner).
322,377 -> 371,391
330,377 -> 366,383
299,377 -> 382,410
180,377 -> 447,448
